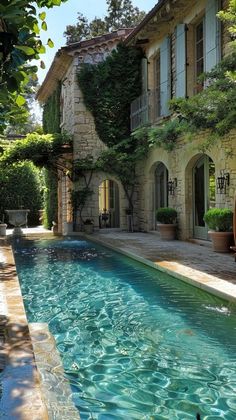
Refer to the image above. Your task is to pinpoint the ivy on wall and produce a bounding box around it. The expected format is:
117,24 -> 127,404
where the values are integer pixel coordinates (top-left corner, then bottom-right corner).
78,43 -> 143,147
43,82 -> 61,134
42,82 -> 62,228
77,43 -> 148,212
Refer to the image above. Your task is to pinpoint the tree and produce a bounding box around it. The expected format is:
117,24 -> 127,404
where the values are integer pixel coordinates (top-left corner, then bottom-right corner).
105,0 -> 145,31
217,0 -> 236,80
64,0 -> 145,44
0,0 -> 67,132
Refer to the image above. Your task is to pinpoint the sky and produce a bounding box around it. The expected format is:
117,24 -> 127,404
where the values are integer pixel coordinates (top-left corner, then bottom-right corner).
36,0 -> 157,85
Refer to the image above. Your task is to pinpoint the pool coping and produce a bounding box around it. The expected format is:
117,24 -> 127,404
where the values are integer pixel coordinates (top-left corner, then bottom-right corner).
78,233 -> 236,304
0,236 -> 81,419
0,238 -> 49,420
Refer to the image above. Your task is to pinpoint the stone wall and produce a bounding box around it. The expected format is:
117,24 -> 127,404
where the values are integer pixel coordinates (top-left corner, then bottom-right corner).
135,131 -> 236,239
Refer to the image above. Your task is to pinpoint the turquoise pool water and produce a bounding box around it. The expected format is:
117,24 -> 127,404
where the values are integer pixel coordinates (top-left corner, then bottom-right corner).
14,238 -> 236,419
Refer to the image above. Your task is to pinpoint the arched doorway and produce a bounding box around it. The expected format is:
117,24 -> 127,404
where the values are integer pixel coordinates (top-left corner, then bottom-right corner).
193,155 -> 215,239
99,180 -> 120,228
155,162 -> 168,211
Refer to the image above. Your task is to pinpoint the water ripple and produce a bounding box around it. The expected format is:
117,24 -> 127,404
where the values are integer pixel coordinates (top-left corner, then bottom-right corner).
14,238 -> 236,419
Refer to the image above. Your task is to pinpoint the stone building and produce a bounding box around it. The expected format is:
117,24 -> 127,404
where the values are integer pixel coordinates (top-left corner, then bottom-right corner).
127,0 -> 236,240
37,29 -> 132,234
37,0 -> 236,241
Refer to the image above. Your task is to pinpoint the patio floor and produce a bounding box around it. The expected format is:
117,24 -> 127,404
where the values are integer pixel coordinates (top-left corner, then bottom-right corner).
87,229 -> 236,303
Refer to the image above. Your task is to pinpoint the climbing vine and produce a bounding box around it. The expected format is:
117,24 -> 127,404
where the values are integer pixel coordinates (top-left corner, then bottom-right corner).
71,156 -> 95,228
42,82 -> 62,227
140,51 -> 236,152
78,43 -> 143,147
78,42 -> 148,211
43,82 -> 61,134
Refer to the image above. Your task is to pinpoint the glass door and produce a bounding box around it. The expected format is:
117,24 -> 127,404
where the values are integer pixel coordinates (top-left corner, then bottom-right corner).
193,156 -> 215,239
155,163 -> 168,229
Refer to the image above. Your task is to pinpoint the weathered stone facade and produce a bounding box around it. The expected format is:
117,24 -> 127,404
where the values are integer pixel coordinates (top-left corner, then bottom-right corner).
38,0 -> 235,240
126,0 -> 236,240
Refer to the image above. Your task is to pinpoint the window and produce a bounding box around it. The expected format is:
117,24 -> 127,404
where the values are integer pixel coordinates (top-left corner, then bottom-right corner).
195,20 -> 204,89
154,54 -> 160,118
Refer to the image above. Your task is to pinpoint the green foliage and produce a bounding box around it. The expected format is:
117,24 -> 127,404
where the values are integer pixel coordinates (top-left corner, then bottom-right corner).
43,83 -> 61,133
0,0 -> 66,132
0,161 -> 42,225
78,43 -> 143,147
78,44 -> 146,211
64,0 -> 145,44
42,82 -> 62,228
203,208 -> 233,232
43,168 -> 58,228
156,207 -> 177,224
96,134 -> 149,209
217,0 -> 236,55
161,51 -> 236,148
71,156 -> 95,227
0,132 -> 72,229
0,132 -> 71,169
64,13 -> 107,44
148,119 -> 189,151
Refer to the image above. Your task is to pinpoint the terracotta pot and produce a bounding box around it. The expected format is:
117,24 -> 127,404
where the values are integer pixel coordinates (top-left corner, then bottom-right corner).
84,224 -> 94,234
208,231 -> 234,253
158,224 -> 177,240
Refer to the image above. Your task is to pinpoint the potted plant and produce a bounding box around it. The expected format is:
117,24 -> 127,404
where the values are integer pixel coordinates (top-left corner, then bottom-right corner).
83,218 -> 94,234
203,208 -> 233,253
156,207 -> 177,240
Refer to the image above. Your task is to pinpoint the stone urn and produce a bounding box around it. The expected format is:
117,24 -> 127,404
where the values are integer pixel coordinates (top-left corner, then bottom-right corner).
5,209 -> 30,236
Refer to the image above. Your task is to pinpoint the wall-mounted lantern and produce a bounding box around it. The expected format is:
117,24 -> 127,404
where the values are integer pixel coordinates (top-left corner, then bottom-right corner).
168,178 -> 177,195
217,171 -> 230,194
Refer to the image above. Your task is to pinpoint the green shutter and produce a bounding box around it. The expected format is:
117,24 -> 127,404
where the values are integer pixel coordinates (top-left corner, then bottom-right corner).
175,24 -> 186,98
205,0 -> 221,72
160,36 -> 171,116
141,57 -> 148,93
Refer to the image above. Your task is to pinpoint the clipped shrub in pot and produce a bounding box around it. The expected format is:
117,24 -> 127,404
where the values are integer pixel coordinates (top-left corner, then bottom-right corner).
83,218 -> 94,234
156,207 -> 177,240
203,208 -> 233,252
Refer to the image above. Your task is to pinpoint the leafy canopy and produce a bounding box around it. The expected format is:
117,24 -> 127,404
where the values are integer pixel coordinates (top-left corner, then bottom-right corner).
0,132 -> 72,170
0,0 -> 67,132
78,43 -> 143,147
64,0 -> 145,44
0,160 -> 42,225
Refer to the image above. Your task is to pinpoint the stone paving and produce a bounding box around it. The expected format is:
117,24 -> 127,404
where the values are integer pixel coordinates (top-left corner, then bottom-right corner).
86,230 -> 236,303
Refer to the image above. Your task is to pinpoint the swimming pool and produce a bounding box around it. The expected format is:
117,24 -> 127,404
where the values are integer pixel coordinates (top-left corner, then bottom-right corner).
14,238 -> 236,419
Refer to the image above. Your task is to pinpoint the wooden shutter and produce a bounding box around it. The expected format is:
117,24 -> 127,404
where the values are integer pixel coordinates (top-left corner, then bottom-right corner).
141,57 -> 148,93
175,24 -> 186,98
160,36 -> 171,116
205,0 -> 221,72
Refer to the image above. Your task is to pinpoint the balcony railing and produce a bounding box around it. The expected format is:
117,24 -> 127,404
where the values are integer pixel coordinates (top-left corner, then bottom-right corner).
130,90 -> 161,131
130,92 -> 149,131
